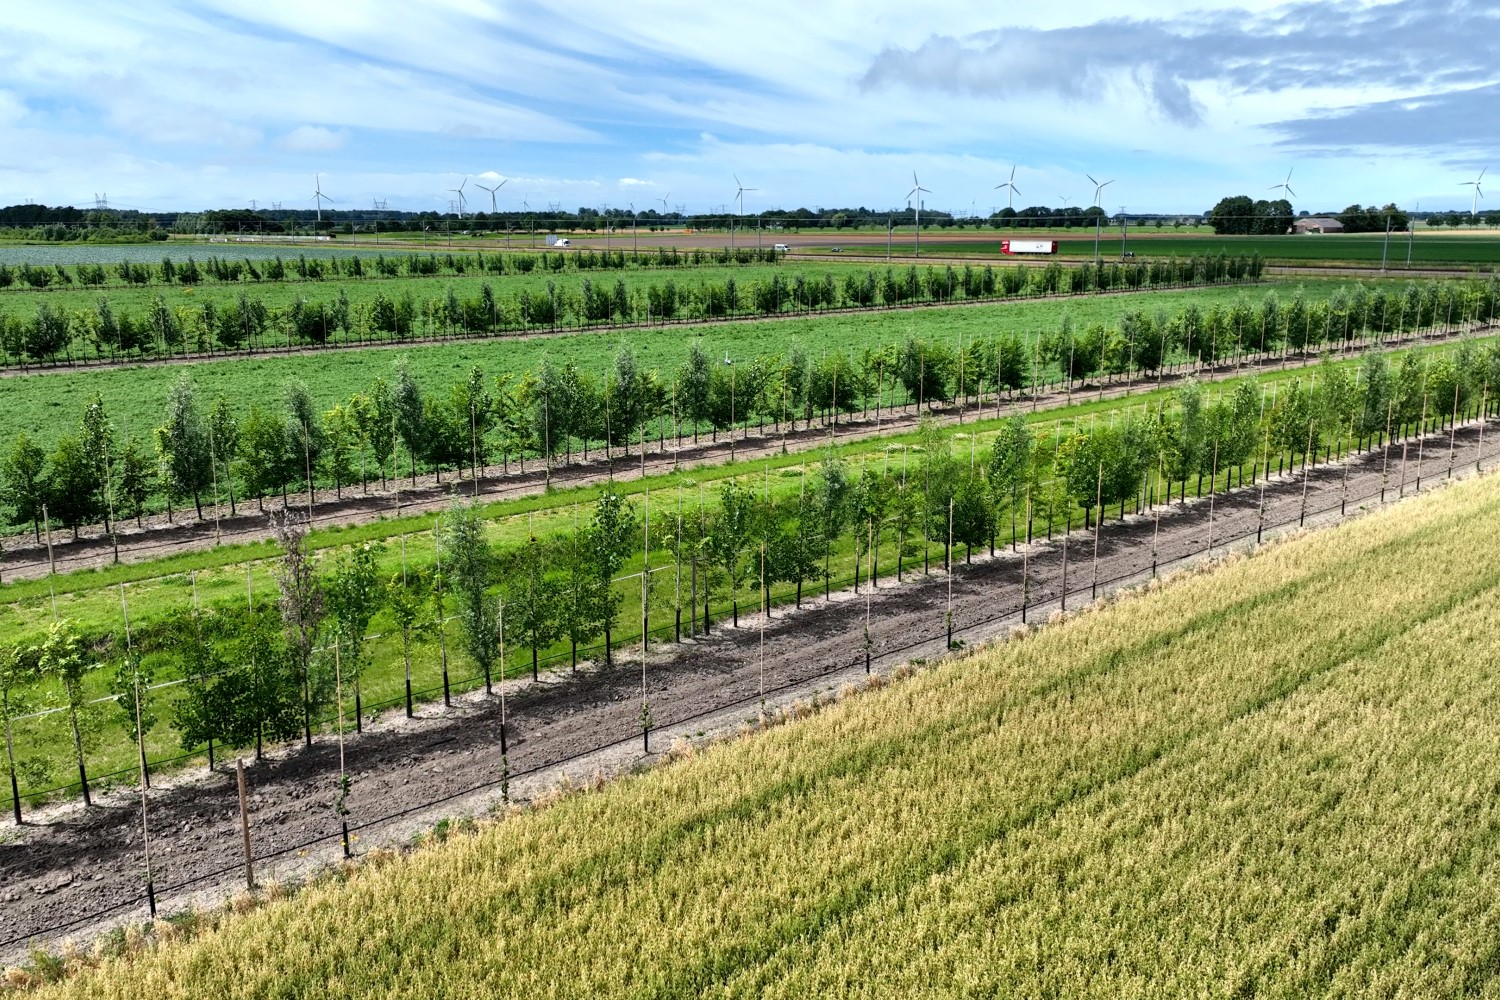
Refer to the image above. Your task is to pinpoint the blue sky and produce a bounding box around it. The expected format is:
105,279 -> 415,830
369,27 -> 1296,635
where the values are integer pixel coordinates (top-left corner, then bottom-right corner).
0,0 -> 1496,215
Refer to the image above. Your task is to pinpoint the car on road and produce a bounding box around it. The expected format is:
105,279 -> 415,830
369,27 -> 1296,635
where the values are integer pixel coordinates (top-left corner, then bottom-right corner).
774,243 -> 790,252
830,246 -> 842,253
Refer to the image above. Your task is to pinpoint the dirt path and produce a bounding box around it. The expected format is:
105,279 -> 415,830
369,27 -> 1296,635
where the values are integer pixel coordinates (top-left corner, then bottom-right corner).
2,414 -> 1492,960
1,326 -> 1476,586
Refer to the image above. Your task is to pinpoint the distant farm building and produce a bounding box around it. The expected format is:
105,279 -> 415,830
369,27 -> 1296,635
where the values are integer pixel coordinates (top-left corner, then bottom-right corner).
1293,217 -> 1345,234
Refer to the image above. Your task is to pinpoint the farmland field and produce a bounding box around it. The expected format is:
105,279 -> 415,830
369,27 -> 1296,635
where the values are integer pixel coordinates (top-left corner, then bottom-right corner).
24,468 -> 1500,997
843,232 -> 1500,266
0,280 -> 1292,450
2,321 -> 1491,823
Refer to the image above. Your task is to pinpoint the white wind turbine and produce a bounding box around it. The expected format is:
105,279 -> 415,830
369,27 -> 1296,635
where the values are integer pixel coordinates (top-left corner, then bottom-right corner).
907,171 -> 931,255
448,177 -> 468,219
1087,173 -> 1114,207
1269,168 -> 1296,203
994,165 -> 1021,211
1087,174 -> 1114,262
732,174 -> 757,250
660,191 -> 670,217
1462,167 -> 1488,219
311,174 -> 331,229
477,178 -> 507,215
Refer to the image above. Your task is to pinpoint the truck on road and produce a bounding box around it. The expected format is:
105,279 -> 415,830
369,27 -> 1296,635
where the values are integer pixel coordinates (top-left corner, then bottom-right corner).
1000,239 -> 1058,255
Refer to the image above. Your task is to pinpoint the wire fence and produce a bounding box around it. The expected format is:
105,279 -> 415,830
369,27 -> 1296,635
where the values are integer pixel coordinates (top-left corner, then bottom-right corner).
3,406 -> 1495,955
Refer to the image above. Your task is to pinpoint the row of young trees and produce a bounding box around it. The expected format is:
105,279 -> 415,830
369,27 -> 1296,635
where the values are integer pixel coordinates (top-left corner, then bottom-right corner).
5,277 -> 1500,543
0,246 -> 782,293
0,254 -> 1265,364
7,332 -> 1499,816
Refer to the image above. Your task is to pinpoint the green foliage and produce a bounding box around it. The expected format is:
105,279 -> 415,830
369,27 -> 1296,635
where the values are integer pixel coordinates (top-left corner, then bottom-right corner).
325,542 -> 385,681
439,502 -> 500,682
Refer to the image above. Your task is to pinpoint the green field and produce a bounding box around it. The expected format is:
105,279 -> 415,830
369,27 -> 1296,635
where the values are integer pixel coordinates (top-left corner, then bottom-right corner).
921,232 -> 1500,266
26,470 -> 1500,997
0,281 -> 1291,451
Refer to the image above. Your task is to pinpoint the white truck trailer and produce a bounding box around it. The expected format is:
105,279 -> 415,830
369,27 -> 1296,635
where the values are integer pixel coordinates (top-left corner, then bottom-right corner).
1000,239 -> 1058,255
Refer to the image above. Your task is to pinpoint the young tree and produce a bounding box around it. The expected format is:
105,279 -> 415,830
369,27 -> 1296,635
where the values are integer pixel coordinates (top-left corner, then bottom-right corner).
109,638 -> 156,786
47,434 -> 104,539
456,366 -> 493,483
171,603 -> 232,766
851,466 -> 891,584
488,373 -> 528,474
81,392 -> 114,534
394,357 -> 426,484
355,377 -> 398,489
708,479 -> 758,626
1,644 -> 39,823
388,566 -> 428,718
116,437 -> 156,527
158,375 -> 212,519
579,493 -> 634,664
503,535 -> 560,681
36,620 -> 99,807
271,513 -> 326,746
283,378 -> 324,505
208,398 -> 241,516
677,342 -> 713,442
325,542 -> 385,728
2,432 -> 48,539
1165,380 -> 1208,493
323,402 -> 358,501
238,405 -> 293,509
440,502 -> 502,692
609,345 -> 647,453
986,414 -> 1034,550
888,472 -> 922,581
556,522 -> 610,672
950,472 -> 993,563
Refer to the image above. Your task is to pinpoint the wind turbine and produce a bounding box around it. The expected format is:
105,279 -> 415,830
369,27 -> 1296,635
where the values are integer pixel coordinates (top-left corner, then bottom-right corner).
1269,168 -> 1296,202
1086,174 -> 1114,262
994,165 -> 1021,211
1462,167 -> 1487,218
907,171 -> 931,256
732,174 -> 757,250
733,174 -> 756,216
311,174 -> 331,229
476,178 -> 507,215
660,191 -> 670,217
448,177 -> 468,219
1087,173 -> 1114,207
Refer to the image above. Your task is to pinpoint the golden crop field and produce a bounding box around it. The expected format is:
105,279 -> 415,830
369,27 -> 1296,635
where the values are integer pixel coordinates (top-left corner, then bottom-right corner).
29,471 -> 1500,998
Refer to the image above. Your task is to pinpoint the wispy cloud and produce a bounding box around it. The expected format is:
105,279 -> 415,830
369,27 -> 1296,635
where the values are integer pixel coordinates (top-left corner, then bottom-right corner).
0,0 -> 1493,213
275,126 -> 349,154
860,1 -> 1500,136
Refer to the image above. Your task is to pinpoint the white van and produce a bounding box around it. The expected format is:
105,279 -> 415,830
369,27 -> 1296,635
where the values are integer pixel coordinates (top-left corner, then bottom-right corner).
773,243 -> 790,252
554,238 -> 571,248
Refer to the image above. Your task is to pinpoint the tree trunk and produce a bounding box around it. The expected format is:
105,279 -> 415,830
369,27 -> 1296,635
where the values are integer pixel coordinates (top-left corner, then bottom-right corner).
68,704 -> 91,808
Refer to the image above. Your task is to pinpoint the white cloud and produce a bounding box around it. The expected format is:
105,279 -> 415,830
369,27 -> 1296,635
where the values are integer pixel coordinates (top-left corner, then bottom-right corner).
275,125 -> 349,153
0,89 -> 24,126
0,0 -> 1492,212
